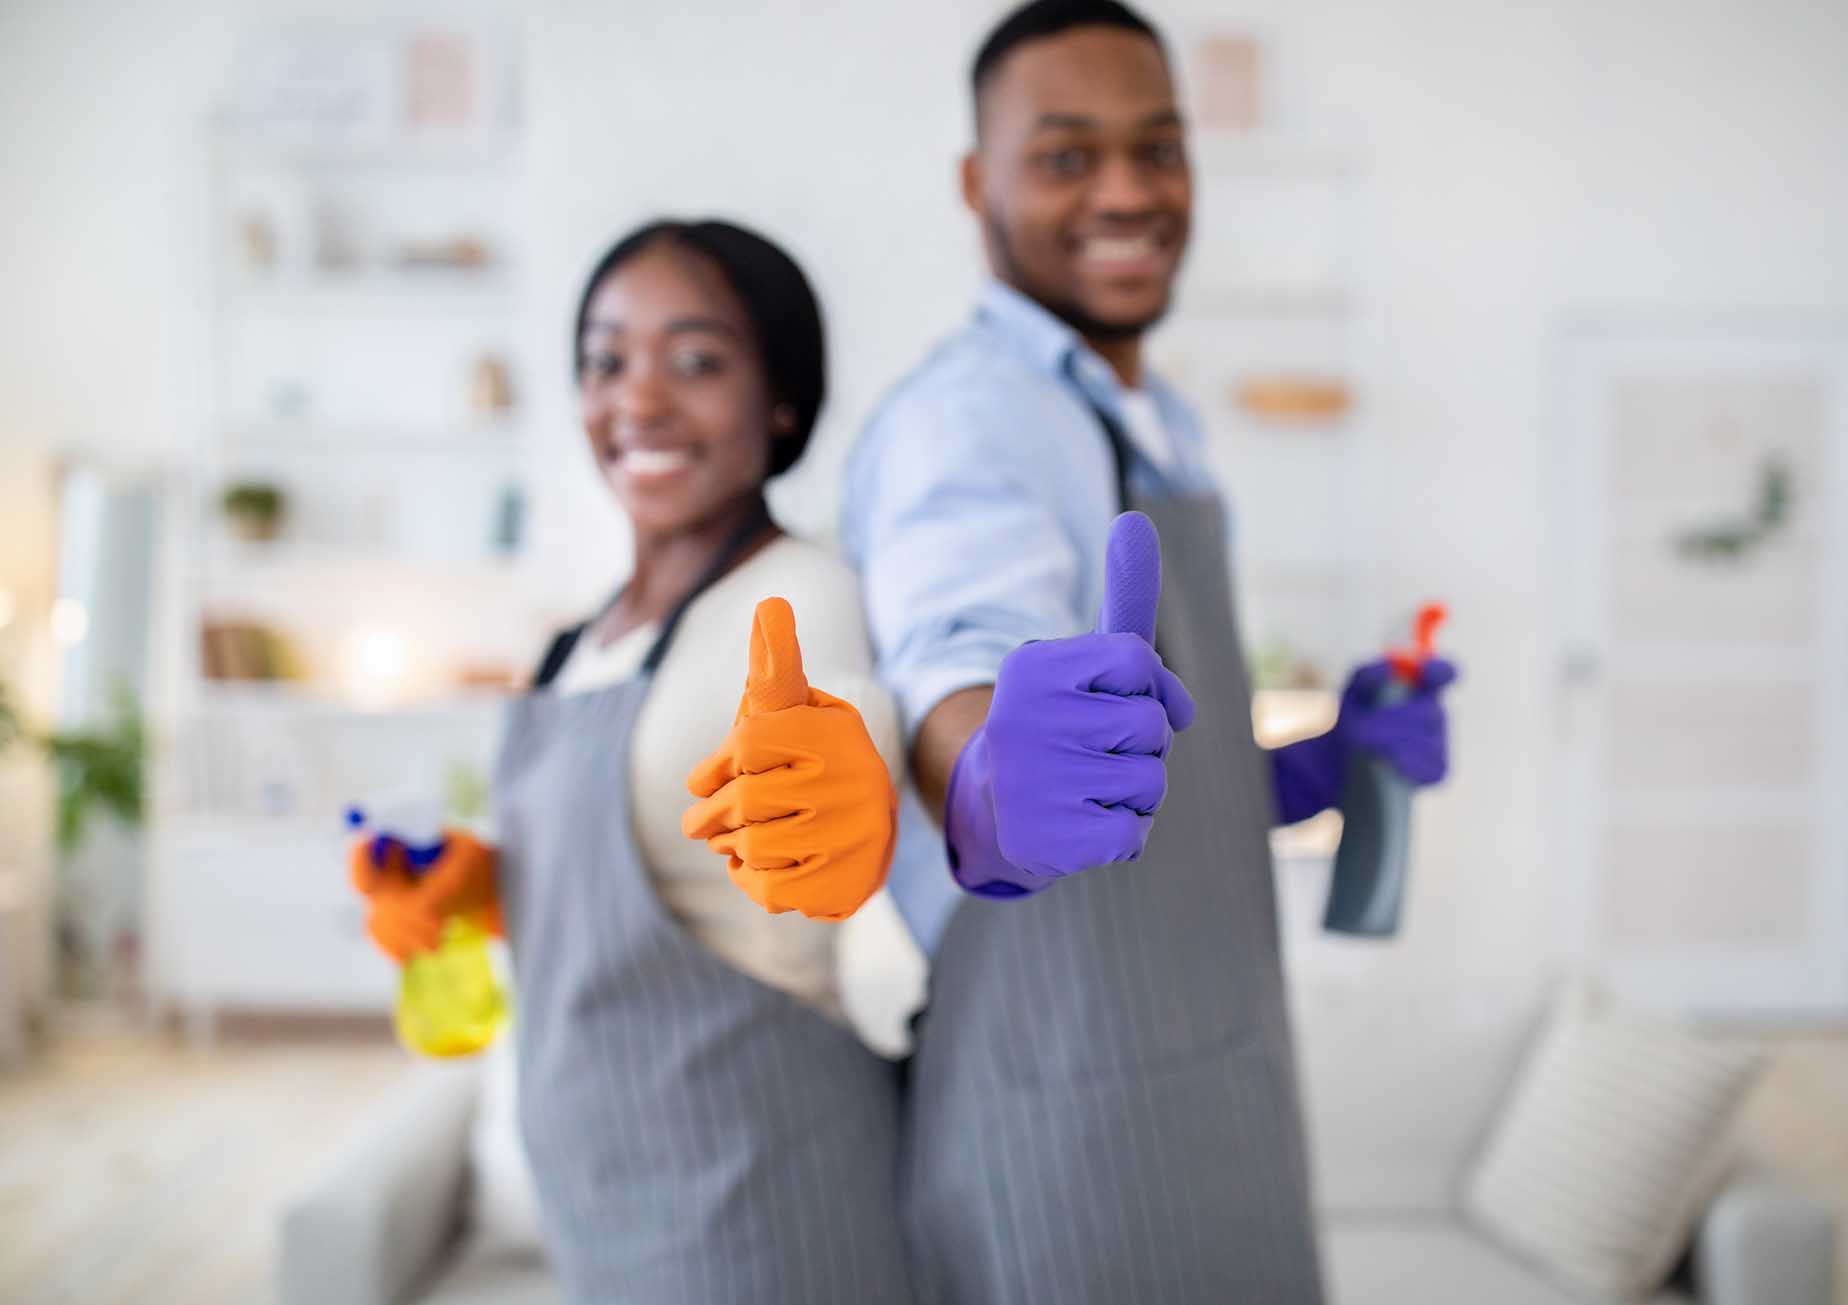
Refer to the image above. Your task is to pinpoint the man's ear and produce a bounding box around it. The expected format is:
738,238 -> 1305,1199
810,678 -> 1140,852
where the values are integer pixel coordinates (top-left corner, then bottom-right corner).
959,150 -> 983,219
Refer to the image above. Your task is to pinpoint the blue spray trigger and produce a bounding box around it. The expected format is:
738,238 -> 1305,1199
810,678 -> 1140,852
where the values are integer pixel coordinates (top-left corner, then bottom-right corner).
346,804 -> 446,876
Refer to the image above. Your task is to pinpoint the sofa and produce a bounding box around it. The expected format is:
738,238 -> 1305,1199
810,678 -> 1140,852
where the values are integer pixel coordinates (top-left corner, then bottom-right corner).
278,987 -> 1834,1305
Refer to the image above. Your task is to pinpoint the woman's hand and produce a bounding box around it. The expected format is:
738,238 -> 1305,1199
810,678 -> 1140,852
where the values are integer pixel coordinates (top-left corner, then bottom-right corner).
349,829 -> 501,963
683,597 -> 897,920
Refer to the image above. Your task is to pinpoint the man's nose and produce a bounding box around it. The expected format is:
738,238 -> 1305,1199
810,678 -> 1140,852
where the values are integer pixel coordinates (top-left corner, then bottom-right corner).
1089,150 -> 1161,217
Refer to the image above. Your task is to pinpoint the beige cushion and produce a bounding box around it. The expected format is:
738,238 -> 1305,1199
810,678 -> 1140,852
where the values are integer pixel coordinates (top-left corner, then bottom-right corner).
1322,1216 -> 1694,1305
1462,985 -> 1764,1299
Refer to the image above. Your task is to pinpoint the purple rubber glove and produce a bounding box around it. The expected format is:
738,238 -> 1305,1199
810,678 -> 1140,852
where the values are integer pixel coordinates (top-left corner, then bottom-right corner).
945,512 -> 1197,898
1270,656 -> 1459,826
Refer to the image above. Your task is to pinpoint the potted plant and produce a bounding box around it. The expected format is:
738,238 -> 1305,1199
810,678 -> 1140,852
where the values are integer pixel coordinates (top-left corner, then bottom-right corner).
40,686 -> 145,1000
221,481 -> 287,542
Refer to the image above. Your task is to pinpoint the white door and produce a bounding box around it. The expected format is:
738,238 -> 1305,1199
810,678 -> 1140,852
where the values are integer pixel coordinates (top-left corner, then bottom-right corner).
1559,321 -> 1848,1018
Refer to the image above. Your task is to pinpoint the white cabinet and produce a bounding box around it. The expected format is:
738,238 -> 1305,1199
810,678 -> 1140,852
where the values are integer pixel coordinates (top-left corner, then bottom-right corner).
151,822 -> 396,1017
1558,322 -> 1848,1018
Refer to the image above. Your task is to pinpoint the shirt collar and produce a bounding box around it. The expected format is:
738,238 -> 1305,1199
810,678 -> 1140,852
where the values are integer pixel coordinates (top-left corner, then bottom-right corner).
975,278 -> 1163,409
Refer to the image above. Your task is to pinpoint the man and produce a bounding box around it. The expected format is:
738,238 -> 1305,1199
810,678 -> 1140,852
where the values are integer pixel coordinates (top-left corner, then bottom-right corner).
843,2 -> 1455,1301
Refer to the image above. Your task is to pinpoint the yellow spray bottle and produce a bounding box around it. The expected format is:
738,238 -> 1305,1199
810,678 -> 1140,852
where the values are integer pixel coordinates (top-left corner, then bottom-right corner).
347,804 -> 508,1058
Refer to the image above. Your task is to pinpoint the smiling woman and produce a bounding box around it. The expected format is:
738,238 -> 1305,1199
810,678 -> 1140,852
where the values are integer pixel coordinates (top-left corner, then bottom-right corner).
343,216 -> 925,1302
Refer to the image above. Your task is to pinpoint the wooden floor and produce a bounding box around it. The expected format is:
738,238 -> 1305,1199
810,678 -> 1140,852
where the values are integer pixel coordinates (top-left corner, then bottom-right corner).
0,1014 -> 412,1305
2,1012 -> 1843,1305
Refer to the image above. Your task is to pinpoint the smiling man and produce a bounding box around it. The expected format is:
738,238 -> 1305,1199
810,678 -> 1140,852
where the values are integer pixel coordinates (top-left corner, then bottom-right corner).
843,1 -> 1452,1302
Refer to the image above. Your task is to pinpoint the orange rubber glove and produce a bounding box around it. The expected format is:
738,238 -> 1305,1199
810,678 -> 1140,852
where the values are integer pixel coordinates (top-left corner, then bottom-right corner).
348,829 -> 502,965
683,596 -> 897,921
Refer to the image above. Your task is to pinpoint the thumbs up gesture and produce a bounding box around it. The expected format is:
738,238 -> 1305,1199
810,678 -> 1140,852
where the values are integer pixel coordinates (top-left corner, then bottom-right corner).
946,512 -> 1196,893
683,597 -> 898,920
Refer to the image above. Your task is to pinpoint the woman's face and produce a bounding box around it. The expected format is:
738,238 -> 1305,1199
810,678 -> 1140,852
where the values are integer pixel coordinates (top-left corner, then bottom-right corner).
578,240 -> 778,537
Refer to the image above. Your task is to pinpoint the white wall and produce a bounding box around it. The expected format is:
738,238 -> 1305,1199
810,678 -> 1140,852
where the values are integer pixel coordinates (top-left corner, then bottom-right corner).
4,0 -> 1847,1017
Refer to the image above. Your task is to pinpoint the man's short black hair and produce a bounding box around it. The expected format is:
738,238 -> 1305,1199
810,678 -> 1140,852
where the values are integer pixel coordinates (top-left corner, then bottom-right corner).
572,218 -> 826,478
971,0 -> 1166,120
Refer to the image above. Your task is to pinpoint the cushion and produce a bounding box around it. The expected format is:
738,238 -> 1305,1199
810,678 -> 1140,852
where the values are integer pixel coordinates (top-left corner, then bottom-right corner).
1322,1216 -> 1693,1305
411,1241 -> 560,1305
1461,984 -> 1765,1299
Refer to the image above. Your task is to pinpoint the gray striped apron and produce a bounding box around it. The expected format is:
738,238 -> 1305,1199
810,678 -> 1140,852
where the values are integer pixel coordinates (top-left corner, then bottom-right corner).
495,525 -> 918,1305
901,482 -> 1326,1303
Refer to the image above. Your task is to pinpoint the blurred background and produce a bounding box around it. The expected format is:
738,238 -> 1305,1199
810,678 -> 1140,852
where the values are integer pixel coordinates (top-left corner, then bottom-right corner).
1,1 -> 1844,1302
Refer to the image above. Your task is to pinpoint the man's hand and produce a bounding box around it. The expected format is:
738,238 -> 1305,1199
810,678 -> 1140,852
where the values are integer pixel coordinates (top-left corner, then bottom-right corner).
943,512 -> 1195,894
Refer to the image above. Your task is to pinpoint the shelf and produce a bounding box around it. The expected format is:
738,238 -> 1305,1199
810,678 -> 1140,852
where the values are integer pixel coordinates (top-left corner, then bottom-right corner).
202,542 -> 524,579
1175,285 -> 1354,318
190,681 -> 513,717
222,268 -> 514,314
212,127 -> 524,171
221,419 -> 523,454
1190,131 -> 1358,177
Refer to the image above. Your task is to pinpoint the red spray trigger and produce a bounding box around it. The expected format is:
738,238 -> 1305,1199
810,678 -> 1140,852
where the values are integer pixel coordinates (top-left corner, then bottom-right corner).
1387,602 -> 1447,686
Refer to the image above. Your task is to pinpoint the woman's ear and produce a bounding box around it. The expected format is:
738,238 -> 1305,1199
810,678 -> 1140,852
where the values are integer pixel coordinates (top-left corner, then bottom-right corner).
771,403 -> 798,437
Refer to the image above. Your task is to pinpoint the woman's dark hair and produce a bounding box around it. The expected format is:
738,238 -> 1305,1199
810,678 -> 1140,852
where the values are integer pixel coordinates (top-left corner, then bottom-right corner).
572,218 -> 826,477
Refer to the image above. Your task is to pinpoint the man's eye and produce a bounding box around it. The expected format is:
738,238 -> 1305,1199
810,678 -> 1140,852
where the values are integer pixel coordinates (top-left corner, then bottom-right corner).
1042,147 -> 1093,178
1142,139 -> 1186,168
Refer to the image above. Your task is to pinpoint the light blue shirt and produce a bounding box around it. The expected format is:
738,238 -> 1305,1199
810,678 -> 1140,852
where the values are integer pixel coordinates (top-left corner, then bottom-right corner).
843,279 -> 1227,950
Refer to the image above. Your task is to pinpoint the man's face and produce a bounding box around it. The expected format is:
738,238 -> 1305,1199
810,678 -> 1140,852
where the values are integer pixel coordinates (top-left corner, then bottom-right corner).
966,26 -> 1191,340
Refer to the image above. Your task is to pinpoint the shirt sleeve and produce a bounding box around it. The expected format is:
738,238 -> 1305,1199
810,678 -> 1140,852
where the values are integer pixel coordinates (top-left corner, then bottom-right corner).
846,383 -> 1088,741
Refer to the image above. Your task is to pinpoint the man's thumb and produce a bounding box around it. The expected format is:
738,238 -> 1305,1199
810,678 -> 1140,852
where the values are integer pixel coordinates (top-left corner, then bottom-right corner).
744,596 -> 811,715
1095,510 -> 1162,645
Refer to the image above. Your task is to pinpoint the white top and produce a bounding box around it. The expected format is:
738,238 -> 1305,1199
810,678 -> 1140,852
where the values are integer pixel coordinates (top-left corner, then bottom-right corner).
553,533 -> 926,1055
1117,388 -> 1177,470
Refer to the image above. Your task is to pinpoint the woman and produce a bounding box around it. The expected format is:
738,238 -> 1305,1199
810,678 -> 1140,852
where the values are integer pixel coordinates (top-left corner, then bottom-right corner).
350,219 -> 919,1304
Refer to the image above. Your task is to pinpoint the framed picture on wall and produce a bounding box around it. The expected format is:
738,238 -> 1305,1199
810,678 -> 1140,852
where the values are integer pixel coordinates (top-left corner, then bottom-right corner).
1555,314 -> 1848,1020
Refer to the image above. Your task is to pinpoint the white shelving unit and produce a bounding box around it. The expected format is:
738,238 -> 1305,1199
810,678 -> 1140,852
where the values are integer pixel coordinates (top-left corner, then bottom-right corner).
150,30 -> 541,1031
1154,117 -> 1385,866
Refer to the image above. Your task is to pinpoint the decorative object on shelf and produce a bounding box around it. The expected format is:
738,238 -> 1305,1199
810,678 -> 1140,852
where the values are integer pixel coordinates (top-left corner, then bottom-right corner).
1234,374 -> 1352,424
396,233 -> 493,269
445,759 -> 490,822
237,212 -> 278,271
1195,32 -> 1262,131
228,30 -> 391,134
340,626 -> 412,707
220,480 -> 288,541
469,353 -> 516,416
312,198 -> 363,271
403,30 -> 479,129
200,620 -> 302,681
1674,456 -> 1793,562
492,482 -> 524,554
265,377 -> 312,419
1250,635 -> 1326,693
455,663 -> 521,694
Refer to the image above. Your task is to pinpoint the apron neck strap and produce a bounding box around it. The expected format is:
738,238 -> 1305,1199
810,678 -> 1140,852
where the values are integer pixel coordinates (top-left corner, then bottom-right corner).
1063,365 -> 1135,513
636,497 -> 776,674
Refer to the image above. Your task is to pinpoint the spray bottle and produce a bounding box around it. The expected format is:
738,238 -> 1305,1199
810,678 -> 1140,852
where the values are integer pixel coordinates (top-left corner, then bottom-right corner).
1323,602 -> 1448,937
347,802 -> 507,1057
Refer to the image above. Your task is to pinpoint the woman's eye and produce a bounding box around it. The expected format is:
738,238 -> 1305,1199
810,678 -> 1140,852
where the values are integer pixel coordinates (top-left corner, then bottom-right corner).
672,350 -> 724,378
583,352 -> 622,379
